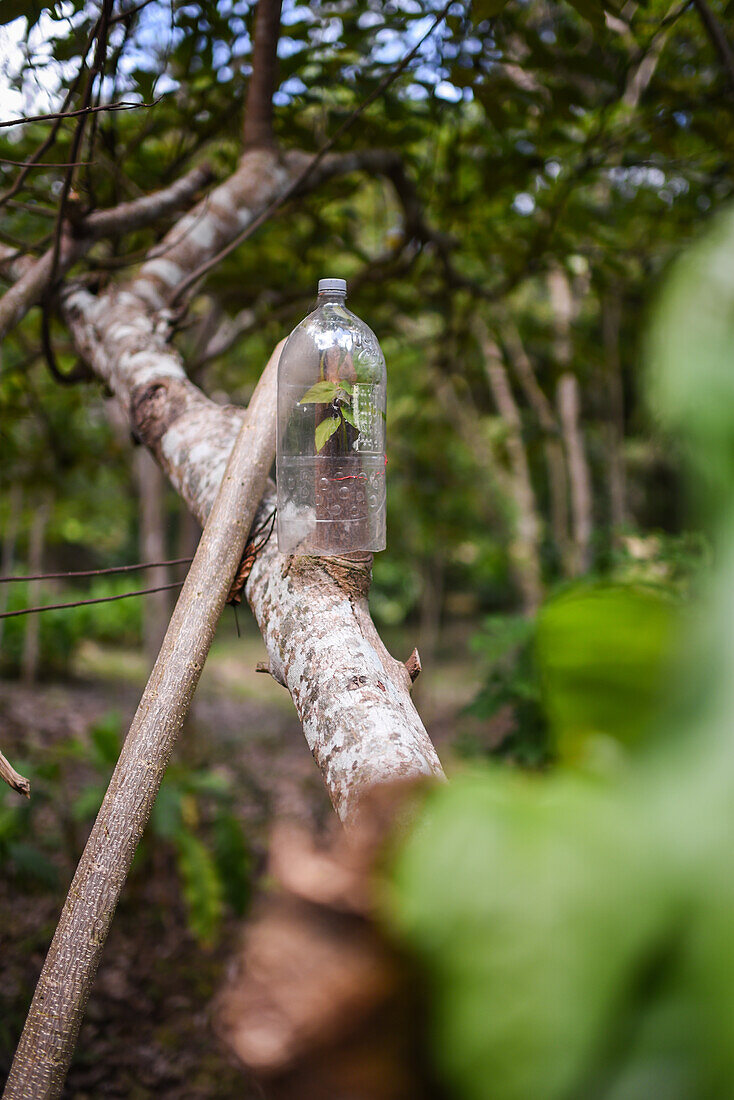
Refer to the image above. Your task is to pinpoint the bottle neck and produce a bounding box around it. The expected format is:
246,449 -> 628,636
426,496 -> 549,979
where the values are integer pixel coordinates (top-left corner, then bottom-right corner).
318,291 -> 347,306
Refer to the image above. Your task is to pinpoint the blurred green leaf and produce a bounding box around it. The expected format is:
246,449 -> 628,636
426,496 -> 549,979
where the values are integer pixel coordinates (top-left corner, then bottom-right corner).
175,831 -> 224,947
386,769 -> 669,1100
7,841 -> 59,888
536,585 -> 680,758
213,811 -> 252,917
89,711 -> 122,768
647,207 -> 734,507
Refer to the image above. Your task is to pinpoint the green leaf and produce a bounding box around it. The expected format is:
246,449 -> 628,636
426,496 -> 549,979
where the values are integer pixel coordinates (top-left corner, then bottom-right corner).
175,831 -> 224,946
151,782 -> 183,841
341,406 -> 358,429
213,811 -> 252,917
564,0 -> 608,30
339,380 -> 354,396
299,381 -> 338,405
71,783 -> 106,822
0,1 -> 44,27
8,841 -> 59,888
386,769 -> 668,1100
315,416 -> 340,452
536,584 -> 679,758
472,0 -> 510,21
647,207 -> 734,509
89,711 -> 122,767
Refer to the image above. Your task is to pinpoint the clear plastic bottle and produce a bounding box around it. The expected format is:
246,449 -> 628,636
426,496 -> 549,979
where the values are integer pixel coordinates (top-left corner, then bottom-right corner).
276,278 -> 386,556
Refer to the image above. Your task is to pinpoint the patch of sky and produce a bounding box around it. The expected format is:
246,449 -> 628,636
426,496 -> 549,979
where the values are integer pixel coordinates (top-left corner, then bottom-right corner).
156,74 -> 180,95
282,4 -> 317,26
0,10 -> 83,121
358,12 -> 385,29
278,36 -> 307,58
513,192 -> 535,215
435,81 -> 462,102
405,83 -> 430,100
281,77 -> 307,96
213,40 -> 231,68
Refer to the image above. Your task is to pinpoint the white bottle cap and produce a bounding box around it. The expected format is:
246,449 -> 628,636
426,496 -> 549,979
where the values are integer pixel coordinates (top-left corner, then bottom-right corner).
318,278 -> 347,294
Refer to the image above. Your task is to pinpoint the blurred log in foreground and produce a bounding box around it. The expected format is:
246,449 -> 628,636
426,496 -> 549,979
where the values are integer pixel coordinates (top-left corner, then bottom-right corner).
214,784 -> 443,1100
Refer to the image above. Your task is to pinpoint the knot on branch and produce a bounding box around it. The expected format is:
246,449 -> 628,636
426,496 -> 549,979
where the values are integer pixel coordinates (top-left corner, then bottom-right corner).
129,376 -> 189,449
404,647 -> 421,683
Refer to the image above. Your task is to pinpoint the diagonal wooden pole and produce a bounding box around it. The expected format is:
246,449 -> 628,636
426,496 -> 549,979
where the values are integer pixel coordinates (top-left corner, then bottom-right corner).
3,341 -> 283,1100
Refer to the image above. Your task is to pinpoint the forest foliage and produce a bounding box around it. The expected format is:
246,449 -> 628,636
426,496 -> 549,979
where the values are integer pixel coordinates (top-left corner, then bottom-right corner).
1,0 -> 734,1095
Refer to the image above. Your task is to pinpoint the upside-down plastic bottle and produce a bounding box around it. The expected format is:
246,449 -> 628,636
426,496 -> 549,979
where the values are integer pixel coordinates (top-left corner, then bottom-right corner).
276,278 -> 386,556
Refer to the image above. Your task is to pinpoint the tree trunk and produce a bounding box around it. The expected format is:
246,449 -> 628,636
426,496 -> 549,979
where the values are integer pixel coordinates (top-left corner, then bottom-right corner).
501,321 -> 571,573
602,292 -> 628,533
556,372 -> 593,576
549,267 -> 593,576
479,326 -> 544,613
20,495 -> 49,685
134,447 -> 171,664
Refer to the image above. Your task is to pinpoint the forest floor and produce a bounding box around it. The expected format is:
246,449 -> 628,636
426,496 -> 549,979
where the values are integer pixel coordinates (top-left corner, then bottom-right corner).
0,615 -> 486,1098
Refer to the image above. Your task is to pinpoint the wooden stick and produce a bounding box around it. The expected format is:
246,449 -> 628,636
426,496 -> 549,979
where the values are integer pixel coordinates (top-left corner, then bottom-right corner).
0,749 -> 30,798
2,341 -> 282,1100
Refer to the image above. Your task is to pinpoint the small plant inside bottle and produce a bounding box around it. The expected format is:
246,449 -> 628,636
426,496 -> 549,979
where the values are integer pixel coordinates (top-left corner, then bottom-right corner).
298,375 -> 359,455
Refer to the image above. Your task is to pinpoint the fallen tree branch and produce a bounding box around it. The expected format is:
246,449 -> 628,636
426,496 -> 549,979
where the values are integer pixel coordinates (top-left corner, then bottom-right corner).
2,341 -> 283,1100
0,749 -> 30,798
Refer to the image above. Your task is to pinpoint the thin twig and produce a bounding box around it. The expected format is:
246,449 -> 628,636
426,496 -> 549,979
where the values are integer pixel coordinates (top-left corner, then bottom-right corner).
0,158 -> 92,168
0,582 -> 184,620
0,557 -> 193,583
0,750 -> 30,799
0,99 -> 162,130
